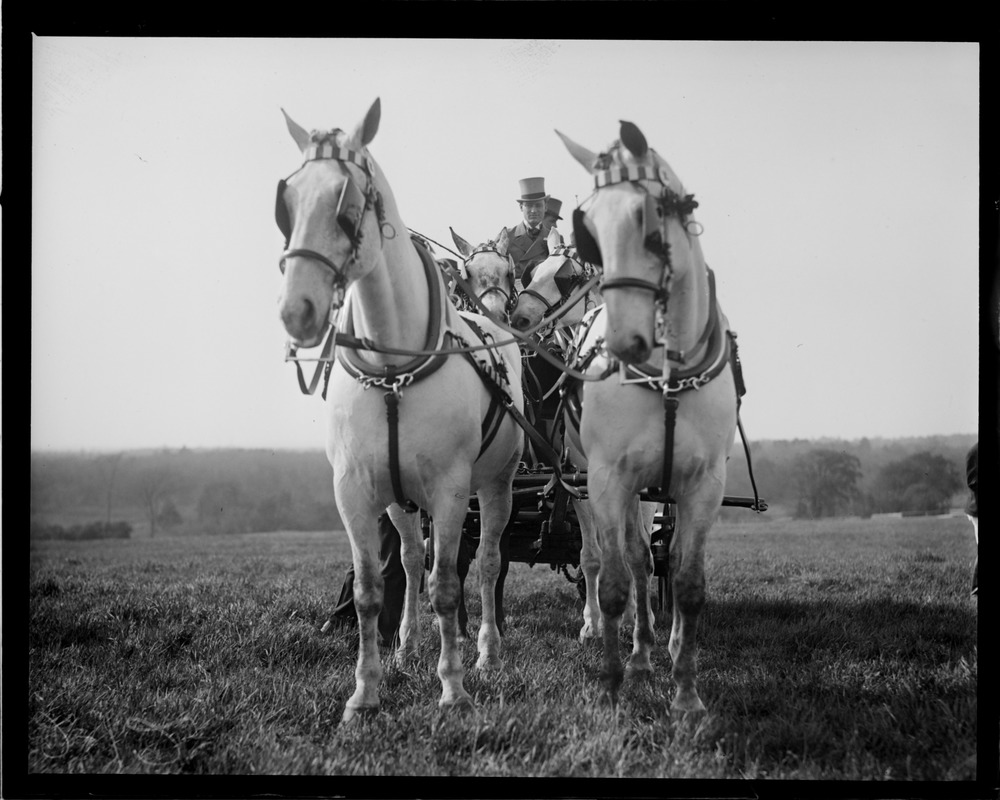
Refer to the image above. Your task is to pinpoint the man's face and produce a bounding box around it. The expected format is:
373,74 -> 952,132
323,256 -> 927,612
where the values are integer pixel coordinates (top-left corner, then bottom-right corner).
520,200 -> 545,229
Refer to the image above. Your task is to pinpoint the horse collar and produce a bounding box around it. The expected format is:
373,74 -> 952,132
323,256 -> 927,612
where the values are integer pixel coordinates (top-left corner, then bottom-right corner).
336,240 -> 450,392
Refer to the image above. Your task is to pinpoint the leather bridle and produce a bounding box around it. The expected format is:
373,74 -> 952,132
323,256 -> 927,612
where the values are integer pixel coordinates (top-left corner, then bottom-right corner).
518,245 -> 598,321
275,131 -> 390,310
457,242 -> 519,319
571,160 -> 700,312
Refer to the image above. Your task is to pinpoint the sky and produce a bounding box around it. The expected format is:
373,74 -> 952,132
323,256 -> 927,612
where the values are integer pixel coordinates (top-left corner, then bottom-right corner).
31,38 -> 981,452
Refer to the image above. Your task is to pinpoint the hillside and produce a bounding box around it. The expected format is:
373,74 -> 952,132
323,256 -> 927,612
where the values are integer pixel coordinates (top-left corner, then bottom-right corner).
30,434 -> 977,537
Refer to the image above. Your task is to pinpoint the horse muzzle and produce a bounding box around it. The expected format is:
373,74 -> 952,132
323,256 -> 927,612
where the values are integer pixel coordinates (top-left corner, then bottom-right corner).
602,294 -> 657,365
279,297 -> 328,348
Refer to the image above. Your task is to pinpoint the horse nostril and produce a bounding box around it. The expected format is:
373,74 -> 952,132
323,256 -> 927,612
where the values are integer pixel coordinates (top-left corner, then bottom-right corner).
281,296 -> 316,339
300,298 -> 316,329
629,335 -> 650,363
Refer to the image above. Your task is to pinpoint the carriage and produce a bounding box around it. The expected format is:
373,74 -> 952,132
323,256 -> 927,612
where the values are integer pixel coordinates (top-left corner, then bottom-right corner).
410,226 -> 767,617
443,465 -> 766,614
277,99 -> 765,717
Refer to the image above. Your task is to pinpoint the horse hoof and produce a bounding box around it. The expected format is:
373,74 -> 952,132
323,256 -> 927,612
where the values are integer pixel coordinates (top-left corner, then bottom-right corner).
341,704 -> 379,725
670,694 -> 707,715
599,669 -> 624,698
440,694 -> 475,715
625,663 -> 654,681
476,653 -> 503,671
598,688 -> 619,709
579,625 -> 601,643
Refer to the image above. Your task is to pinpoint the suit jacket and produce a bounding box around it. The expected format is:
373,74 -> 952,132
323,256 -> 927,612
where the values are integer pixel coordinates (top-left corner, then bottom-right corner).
507,220 -> 553,281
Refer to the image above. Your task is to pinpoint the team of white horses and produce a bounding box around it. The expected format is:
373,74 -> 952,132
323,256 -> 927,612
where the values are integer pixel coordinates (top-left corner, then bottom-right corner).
276,98 -> 739,721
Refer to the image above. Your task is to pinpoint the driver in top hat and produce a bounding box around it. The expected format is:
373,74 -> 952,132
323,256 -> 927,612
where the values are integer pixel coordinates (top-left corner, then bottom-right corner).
507,177 -> 557,289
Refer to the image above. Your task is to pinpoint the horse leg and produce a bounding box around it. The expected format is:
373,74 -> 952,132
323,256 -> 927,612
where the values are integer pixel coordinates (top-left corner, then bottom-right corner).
625,498 -> 656,678
589,469 -> 634,702
574,499 -> 603,642
494,526 -> 510,636
386,505 -> 424,666
340,514 -> 383,723
475,474 -> 515,670
427,496 -> 474,711
457,533 -> 471,641
667,492 -> 719,713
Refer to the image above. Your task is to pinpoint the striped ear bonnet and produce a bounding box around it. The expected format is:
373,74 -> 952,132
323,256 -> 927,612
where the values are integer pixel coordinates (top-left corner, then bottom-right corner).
275,129 -> 376,249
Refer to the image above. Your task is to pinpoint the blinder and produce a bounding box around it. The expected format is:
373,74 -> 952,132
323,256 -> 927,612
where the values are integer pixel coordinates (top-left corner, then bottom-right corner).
642,191 -> 665,252
274,173 -> 369,253
572,208 -> 602,267
275,179 -> 291,245
336,175 -> 367,247
553,261 -> 577,297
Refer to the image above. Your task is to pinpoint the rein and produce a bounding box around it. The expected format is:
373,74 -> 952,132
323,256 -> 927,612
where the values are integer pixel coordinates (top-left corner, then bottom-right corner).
286,268 -> 606,383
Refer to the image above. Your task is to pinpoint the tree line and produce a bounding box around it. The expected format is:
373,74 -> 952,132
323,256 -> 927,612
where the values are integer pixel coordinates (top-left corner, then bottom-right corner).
30,448 -> 342,539
30,435 -> 976,538
722,434 -> 975,519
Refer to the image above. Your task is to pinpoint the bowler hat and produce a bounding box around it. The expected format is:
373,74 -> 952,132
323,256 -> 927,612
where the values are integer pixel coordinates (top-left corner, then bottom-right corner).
544,197 -> 563,220
517,177 -> 549,203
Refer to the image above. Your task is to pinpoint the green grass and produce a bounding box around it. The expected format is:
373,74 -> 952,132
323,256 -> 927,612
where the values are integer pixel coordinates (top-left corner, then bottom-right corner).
27,515 -> 978,778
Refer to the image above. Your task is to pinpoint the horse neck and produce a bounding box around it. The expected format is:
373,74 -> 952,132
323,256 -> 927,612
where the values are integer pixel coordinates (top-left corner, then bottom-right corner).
665,252 -> 712,358
349,231 -> 432,366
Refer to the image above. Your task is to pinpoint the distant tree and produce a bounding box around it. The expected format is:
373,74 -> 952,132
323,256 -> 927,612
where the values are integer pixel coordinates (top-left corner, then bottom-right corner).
874,451 -> 962,514
197,481 -> 252,533
135,463 -> 179,537
793,449 -> 863,519
30,460 -> 53,516
95,452 -> 125,529
252,491 -> 294,532
156,498 -> 184,529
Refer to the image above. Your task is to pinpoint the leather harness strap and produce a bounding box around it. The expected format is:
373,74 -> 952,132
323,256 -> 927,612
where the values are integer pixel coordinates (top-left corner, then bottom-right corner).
455,323 -> 574,495
560,268 -> 761,510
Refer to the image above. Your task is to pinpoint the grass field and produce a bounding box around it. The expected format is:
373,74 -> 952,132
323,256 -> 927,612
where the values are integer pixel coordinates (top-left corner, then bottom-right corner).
26,514 -> 978,780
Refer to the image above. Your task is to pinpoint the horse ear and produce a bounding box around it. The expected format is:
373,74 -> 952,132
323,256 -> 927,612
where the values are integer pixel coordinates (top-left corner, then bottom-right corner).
281,108 -> 312,153
495,227 -> 511,256
450,226 -> 473,257
619,120 -> 648,157
546,226 -> 562,249
350,97 -> 381,147
556,129 -> 600,173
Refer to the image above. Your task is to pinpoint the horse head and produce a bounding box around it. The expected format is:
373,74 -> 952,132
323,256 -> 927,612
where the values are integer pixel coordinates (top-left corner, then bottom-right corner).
450,226 -> 516,321
510,232 -> 599,332
276,98 -> 407,347
556,121 -> 705,364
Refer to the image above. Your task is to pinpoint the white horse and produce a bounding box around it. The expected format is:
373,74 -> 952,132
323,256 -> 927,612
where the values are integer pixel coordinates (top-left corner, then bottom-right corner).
556,121 -> 738,713
448,228 -> 518,322
276,99 -> 524,722
510,244 -> 659,644
510,232 -> 601,334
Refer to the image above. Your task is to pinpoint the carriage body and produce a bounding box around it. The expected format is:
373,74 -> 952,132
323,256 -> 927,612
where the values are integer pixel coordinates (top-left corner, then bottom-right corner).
424,464 -> 764,611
